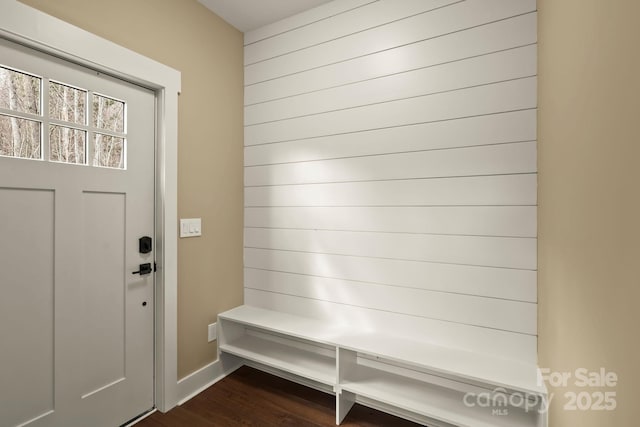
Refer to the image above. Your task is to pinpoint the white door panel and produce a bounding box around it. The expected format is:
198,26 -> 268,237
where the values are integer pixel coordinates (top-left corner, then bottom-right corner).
0,37 -> 155,427
0,188 -> 55,427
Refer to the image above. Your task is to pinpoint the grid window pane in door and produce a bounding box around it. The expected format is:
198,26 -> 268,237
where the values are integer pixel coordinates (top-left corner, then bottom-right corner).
49,81 -> 86,125
93,133 -> 125,169
92,94 -> 124,133
0,66 -> 41,115
0,65 -> 42,159
49,125 -> 86,164
0,64 -> 129,168
0,114 -> 41,159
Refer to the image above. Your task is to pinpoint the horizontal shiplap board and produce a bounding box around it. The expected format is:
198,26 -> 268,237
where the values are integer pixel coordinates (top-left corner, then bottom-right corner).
245,248 -> 537,302
245,289 -> 537,363
245,45 -> 536,125
244,0 -> 376,45
245,13 -> 536,105
245,110 -> 536,166
245,77 -> 536,145
245,174 -> 537,207
245,0 -> 458,64
244,248 -> 537,302
244,228 -> 536,269
244,206 -> 537,237
245,269 -> 536,334
245,0 -> 537,85
245,142 -> 536,186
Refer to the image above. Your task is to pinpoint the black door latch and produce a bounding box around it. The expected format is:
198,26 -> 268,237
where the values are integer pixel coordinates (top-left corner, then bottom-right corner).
132,263 -> 153,275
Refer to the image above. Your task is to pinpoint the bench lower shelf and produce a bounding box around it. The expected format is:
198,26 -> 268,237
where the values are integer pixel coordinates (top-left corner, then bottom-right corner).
220,335 -> 335,386
341,365 -> 540,427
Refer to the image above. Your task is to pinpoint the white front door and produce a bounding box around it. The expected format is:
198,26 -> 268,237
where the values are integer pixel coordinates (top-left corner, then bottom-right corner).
0,37 -> 155,427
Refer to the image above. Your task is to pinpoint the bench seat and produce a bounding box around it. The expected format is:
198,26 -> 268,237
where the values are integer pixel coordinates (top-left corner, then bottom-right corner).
218,305 -> 547,427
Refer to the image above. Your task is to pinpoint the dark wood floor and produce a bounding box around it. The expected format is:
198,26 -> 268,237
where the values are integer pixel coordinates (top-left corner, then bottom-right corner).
136,366 -> 422,427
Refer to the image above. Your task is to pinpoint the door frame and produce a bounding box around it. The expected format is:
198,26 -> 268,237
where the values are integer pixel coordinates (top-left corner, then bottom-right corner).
0,0 -> 180,413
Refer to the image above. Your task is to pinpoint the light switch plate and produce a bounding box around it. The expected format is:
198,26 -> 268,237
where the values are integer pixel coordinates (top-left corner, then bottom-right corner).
180,218 -> 202,238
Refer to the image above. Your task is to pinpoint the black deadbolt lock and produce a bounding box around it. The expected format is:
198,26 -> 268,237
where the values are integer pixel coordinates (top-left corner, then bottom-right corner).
139,236 -> 152,254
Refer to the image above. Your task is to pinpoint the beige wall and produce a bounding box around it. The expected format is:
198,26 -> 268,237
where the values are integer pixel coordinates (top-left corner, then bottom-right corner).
19,0 -> 244,379
538,0 -> 640,425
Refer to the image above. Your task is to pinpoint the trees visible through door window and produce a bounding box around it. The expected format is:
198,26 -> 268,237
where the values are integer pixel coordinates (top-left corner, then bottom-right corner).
49,81 -> 87,164
50,125 -> 86,164
49,81 -> 86,125
0,63 -> 128,169
93,134 -> 124,168
0,66 -> 41,159
92,94 -> 125,168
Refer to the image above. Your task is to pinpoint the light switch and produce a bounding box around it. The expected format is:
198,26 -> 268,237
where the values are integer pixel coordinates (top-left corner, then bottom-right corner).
180,218 -> 202,238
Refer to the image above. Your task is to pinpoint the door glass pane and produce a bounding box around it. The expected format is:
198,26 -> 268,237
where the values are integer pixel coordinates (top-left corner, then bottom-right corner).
0,114 -> 41,159
0,66 -> 41,115
49,81 -> 86,125
93,133 -> 124,169
92,94 -> 124,133
49,125 -> 86,164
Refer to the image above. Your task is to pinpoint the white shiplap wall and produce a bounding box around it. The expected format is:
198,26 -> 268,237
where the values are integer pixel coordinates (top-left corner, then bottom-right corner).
243,0 -> 538,363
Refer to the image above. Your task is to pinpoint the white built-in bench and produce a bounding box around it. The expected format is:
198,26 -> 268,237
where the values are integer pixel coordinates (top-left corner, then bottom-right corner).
218,305 -> 547,427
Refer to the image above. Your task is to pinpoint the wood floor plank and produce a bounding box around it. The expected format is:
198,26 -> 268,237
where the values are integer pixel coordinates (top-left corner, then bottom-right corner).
135,366 -> 422,426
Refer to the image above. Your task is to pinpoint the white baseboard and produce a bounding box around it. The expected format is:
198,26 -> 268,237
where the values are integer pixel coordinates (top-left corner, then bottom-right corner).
176,355 -> 243,405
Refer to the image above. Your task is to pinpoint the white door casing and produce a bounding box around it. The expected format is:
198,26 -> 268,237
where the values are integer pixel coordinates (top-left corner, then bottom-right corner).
0,0 -> 181,414
0,38 -> 155,427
